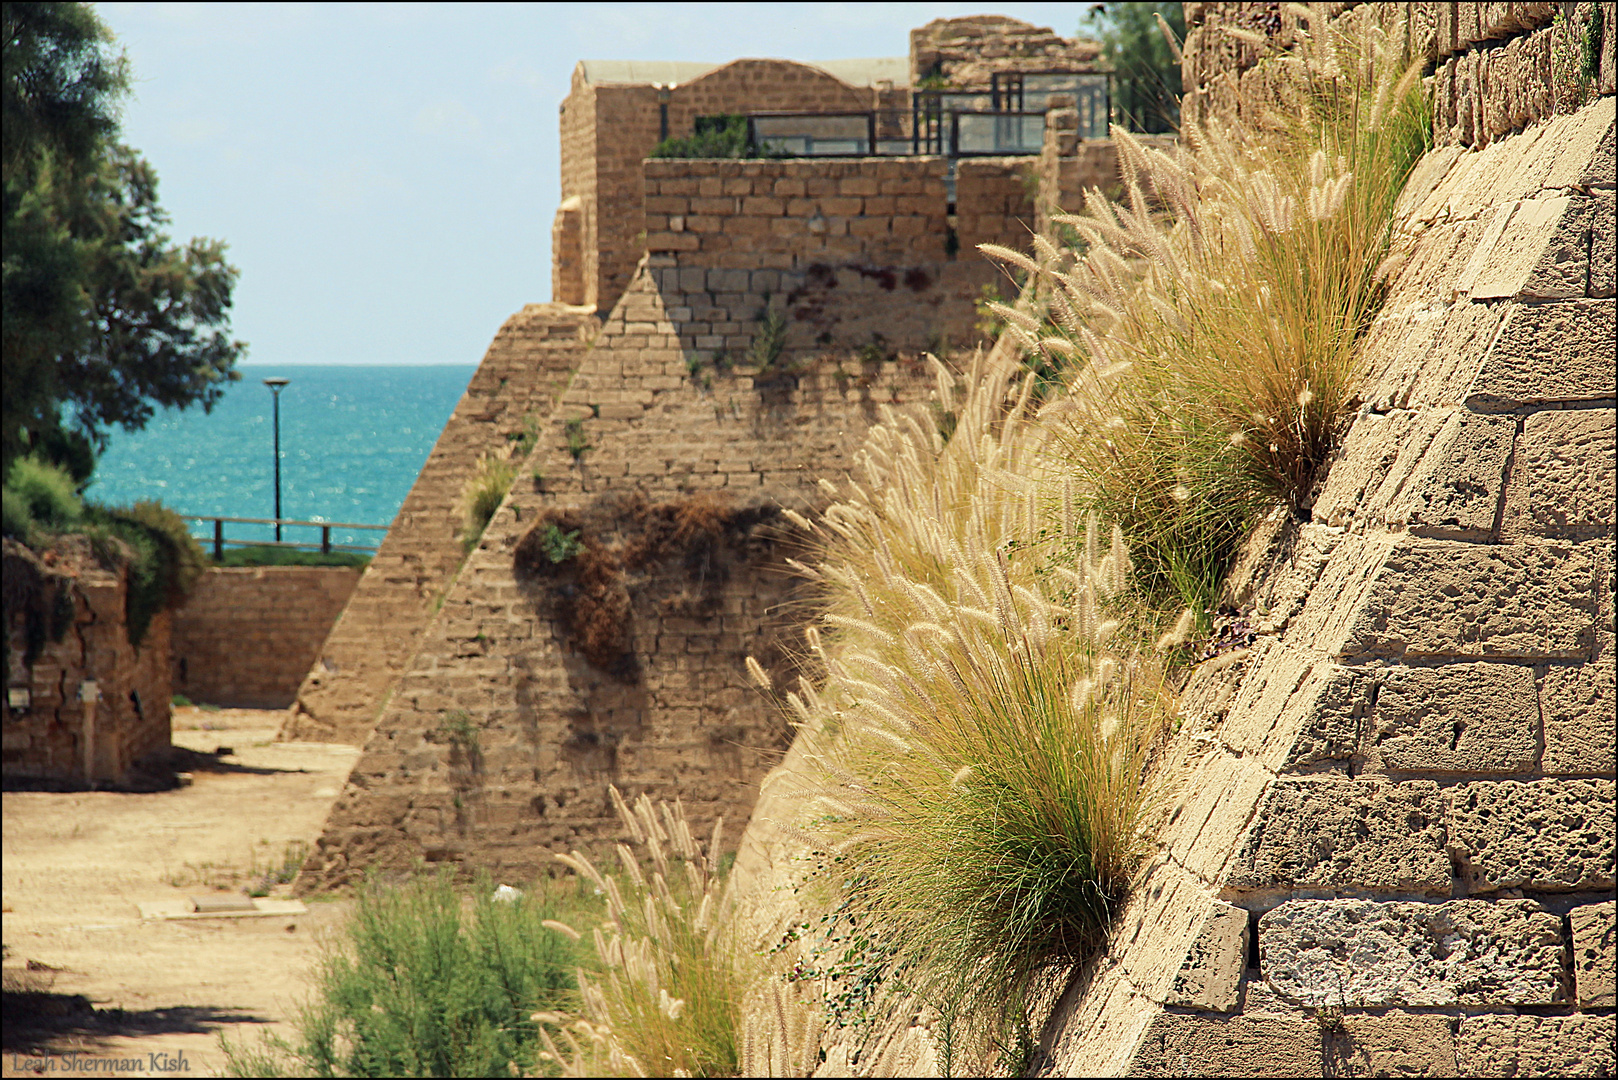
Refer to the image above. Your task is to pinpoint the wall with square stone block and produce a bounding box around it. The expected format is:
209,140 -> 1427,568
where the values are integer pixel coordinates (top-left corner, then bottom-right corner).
170,567 -> 360,709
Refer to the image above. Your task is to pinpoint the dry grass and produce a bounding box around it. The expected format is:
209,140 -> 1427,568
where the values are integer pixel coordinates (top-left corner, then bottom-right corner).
773,345 -> 1172,1052
457,452 -> 516,554
985,2 -> 1430,612
536,787 -> 746,1077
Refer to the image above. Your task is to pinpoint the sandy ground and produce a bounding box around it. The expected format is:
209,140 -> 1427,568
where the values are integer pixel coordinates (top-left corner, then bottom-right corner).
2,708 -> 361,1078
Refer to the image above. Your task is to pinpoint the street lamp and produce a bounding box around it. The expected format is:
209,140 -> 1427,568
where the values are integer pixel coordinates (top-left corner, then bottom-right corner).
263,377 -> 290,542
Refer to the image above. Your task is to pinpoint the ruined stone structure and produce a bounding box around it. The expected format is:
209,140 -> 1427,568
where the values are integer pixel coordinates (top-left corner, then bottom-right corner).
2,538 -> 172,787
293,15 -> 1133,887
171,566 -> 360,709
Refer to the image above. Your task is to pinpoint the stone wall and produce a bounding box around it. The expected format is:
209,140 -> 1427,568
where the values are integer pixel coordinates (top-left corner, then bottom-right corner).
170,566 -> 360,709
909,14 -> 1103,87
296,256 -> 939,891
643,155 -> 1035,356
1182,1 -> 1617,146
3,538 -> 171,786
281,302 -> 598,745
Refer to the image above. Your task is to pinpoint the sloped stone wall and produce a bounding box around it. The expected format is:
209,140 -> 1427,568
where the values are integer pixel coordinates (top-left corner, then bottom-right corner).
281,302 -> 598,745
296,260 -> 938,890
1033,86 -> 1616,1080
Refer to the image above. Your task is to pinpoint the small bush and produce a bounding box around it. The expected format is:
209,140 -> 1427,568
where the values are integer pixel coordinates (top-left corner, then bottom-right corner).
649,114 -> 784,160
458,453 -> 516,554
215,545 -> 370,569
563,418 -> 591,462
220,871 -> 584,1078
536,523 -> 582,565
4,456 -> 83,541
83,501 -> 209,646
746,299 -> 788,370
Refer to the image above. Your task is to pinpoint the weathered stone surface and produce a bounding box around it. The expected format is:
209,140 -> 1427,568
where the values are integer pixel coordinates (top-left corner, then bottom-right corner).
1540,655 -> 1617,776
1390,411 -> 1515,539
1371,662 -> 1539,774
1455,1014 -> 1618,1077
1165,901 -> 1248,1013
1447,779 -> 1617,893
1542,95 -> 1617,190
1227,780 -> 1451,894
1501,409 -> 1617,541
1126,1014 -> 1323,1078
1570,900 -> 1616,1008
1318,539 -> 1596,661
1461,195 -> 1591,300
1327,1014 -> 1460,1079
1218,643 -> 1369,771
1593,189 -> 1615,299
1259,899 -> 1565,1007
1155,750 -> 1273,885
1465,298 -> 1618,408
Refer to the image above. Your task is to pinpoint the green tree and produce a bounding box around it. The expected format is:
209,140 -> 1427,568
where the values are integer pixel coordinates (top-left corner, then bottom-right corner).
1084,2 -> 1185,134
2,1 -> 244,474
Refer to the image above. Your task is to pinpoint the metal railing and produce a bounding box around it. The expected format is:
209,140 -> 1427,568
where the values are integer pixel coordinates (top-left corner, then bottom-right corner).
182,515 -> 387,560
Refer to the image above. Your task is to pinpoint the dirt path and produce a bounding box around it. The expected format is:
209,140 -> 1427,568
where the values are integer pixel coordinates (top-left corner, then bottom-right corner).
2,708 -> 360,1078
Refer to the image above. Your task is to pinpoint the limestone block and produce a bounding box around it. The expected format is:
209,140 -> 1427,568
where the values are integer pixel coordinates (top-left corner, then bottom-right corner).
1465,298 -> 1618,408
1126,1014 -> 1322,1078
1543,95 -> 1617,190
1460,195 -> 1591,300
1226,779 -> 1451,895
1455,1014 -> 1617,1077
1389,410 -> 1515,539
1447,779 -> 1617,893
1540,654 -> 1617,776
1571,900 -> 1617,1008
1259,898 -> 1565,1007
1155,750 -> 1272,884
1219,646 -> 1368,771
1501,409 -> 1617,540
1372,660 -> 1539,773
1165,901 -> 1248,1013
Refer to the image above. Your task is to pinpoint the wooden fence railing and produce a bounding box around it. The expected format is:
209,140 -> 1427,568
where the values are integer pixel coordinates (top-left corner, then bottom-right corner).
181,515 -> 388,560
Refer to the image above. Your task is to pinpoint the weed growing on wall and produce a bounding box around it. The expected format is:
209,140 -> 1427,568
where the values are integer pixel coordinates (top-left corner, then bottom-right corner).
985,3 -> 1429,614
537,787 -> 747,1077
457,452 -> 515,554
775,347 -> 1171,1055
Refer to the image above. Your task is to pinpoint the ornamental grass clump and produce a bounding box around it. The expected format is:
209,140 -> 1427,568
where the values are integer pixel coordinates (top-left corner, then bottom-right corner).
984,2 -> 1430,611
776,346 -> 1172,1050
537,787 -> 746,1078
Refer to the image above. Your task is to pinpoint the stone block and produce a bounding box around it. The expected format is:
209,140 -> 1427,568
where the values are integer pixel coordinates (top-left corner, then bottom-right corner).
1540,655 -> 1617,776
1571,900 -> 1617,1008
1593,189 -> 1615,298
1461,195 -> 1591,300
1165,901 -> 1247,1012
1315,538 -> 1596,662
1127,1014 -> 1323,1078
1455,1014 -> 1617,1077
1501,409 -> 1617,541
1390,410 -> 1515,539
1371,662 -> 1539,774
1466,298 -> 1618,408
1226,779 -> 1451,894
1447,779 -> 1616,893
1155,750 -> 1273,884
1259,898 -> 1565,1006
1219,646 -> 1369,771
1543,95 -> 1616,190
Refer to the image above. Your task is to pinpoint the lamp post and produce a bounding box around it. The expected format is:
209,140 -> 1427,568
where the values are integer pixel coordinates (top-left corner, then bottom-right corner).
264,377 -> 289,542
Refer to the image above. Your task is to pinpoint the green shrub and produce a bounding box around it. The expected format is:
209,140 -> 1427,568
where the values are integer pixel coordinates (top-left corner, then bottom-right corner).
83,501 -> 208,646
215,545 -> 370,569
220,871 -> 584,1078
4,456 -> 83,541
563,418 -> 591,462
649,114 -> 783,160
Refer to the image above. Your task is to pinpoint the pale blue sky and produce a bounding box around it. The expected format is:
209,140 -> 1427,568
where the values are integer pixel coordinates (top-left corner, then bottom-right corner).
94,3 -> 1096,367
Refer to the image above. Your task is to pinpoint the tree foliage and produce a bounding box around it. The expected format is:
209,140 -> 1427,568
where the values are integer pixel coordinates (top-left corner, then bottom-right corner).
2,1 -> 245,474
1084,2 -> 1185,134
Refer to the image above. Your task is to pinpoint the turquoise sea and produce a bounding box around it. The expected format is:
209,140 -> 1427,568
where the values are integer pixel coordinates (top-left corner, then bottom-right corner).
89,365 -> 475,552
